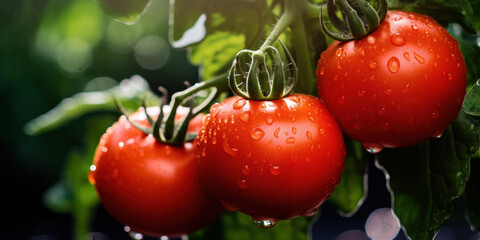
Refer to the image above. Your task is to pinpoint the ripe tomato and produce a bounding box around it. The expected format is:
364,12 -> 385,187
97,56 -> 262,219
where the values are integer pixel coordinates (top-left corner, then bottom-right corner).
195,94 -> 346,225
90,106 -> 223,237
316,10 -> 467,150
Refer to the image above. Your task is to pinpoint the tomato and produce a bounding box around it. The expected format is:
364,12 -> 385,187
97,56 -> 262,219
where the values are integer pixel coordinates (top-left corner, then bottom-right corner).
195,94 -> 346,226
90,106 -> 223,237
316,10 -> 467,150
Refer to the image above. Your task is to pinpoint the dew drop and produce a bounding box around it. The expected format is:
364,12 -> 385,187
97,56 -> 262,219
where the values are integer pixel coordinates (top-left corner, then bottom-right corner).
237,178 -> 248,189
233,99 -> 246,109
253,218 -> 278,228
292,127 -> 297,134
270,165 -> 281,175
432,111 -> 439,119
369,60 -> 377,69
220,200 -> 239,211
357,89 -> 366,97
394,16 -> 403,21
391,33 -> 406,46
250,128 -> 265,140
239,111 -> 250,123
274,127 -> 281,138
211,103 -> 221,117
412,23 -> 418,30
382,122 -> 391,130
338,95 -> 346,104
387,57 -> 400,73
384,89 -> 393,95
447,73 -> 453,80
363,143 -> 383,154
223,138 -> 239,157
403,52 -> 410,61
128,231 -> 144,240
432,130 -> 444,138
286,137 -> 296,144
378,107 -> 387,115
88,170 -> 96,185
118,142 -> 124,148
306,131 -> 313,139
101,147 -> 108,153
413,52 -> 425,64
336,48 -> 343,57
201,148 -> 206,157
242,164 -> 251,175
266,116 -> 274,125
367,36 -> 376,45
318,127 -> 326,136
302,208 -> 319,217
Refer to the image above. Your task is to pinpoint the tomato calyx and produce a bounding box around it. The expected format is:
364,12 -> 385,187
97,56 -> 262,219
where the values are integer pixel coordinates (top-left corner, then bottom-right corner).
113,88 -> 194,145
320,0 -> 388,41
228,41 -> 297,100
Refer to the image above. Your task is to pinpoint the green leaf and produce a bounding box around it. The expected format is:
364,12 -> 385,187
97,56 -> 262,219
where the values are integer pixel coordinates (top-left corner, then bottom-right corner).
328,136 -> 368,216
169,0 -> 275,80
43,181 -> 74,214
376,117 -> 476,239
448,24 -> 480,86
388,0 -> 477,33
24,75 -> 153,135
466,157 -> 480,231
190,212 -> 311,240
97,0 -> 152,24
463,80 -> 480,116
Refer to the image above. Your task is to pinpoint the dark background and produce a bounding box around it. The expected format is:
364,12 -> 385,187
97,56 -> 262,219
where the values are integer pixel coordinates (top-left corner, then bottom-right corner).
1,0 -> 478,239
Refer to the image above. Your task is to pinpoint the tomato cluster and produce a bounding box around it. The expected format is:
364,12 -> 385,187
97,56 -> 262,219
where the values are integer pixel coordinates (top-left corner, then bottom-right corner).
90,8 -> 467,239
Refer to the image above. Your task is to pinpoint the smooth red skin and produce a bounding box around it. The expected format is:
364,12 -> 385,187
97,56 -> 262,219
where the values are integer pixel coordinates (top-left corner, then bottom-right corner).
195,94 -> 346,220
317,10 -> 467,148
91,107 -> 223,237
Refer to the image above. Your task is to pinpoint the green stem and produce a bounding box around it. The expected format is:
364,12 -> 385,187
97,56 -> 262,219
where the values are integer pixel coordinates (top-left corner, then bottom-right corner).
291,17 -> 317,95
304,1 -> 322,19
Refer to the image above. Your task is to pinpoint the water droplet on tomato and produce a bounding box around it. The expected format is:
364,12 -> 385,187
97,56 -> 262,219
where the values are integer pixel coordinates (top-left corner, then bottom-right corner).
363,143 -> 383,154
250,128 -> 265,140
285,137 -> 295,144
432,130 -> 444,138
387,57 -> 400,73
270,165 -> 281,175
411,23 -> 418,30
253,218 -> 278,228
338,95 -> 346,104
211,138 -> 217,145
384,89 -> 393,95
302,208 -> 319,217
413,52 -> 425,64
390,33 -> 406,46
233,99 -> 246,109
357,90 -> 366,97
318,127 -> 326,136
447,73 -> 453,80
88,170 -> 96,185
266,116 -> 274,125
220,200 -> 238,211
239,111 -> 250,122
201,148 -> 207,157
292,127 -> 297,134
242,164 -> 251,175
432,111 -> 439,119
369,60 -> 377,69
211,103 -> 221,117
306,131 -> 313,139
128,231 -> 144,240
223,138 -> 238,157
367,36 -> 376,45
382,123 -> 391,130
118,141 -> 124,148
336,48 -> 343,57
403,52 -> 410,61
101,147 -> 108,153
394,16 -> 403,21
237,178 -> 248,189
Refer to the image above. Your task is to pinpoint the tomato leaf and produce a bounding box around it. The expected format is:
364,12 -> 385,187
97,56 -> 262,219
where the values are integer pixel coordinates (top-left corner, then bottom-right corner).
448,24 -> 480,86
328,136 -> 368,216
376,111 -> 480,240
463,80 -> 480,117
466,157 -> 480,231
190,212 -> 311,240
97,0 -> 152,24
24,75 -> 153,135
388,0 -> 478,33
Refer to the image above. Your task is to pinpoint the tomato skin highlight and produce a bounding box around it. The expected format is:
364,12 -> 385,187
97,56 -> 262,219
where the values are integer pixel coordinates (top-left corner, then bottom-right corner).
195,94 -> 346,221
316,10 -> 467,148
91,107 -> 223,237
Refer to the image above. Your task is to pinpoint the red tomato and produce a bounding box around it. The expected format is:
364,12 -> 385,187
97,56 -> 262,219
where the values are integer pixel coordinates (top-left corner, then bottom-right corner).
90,106 -> 223,237
317,10 -> 467,150
195,94 -> 346,225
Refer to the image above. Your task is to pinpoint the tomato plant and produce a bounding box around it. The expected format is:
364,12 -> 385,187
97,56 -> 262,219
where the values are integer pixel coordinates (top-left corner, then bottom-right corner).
195,94 -> 346,226
316,10 -> 467,150
90,106 -> 223,238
